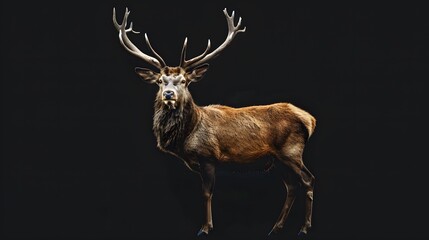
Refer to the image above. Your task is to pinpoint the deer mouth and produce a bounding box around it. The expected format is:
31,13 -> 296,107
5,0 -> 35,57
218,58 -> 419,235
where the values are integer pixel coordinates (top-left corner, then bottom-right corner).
163,99 -> 177,109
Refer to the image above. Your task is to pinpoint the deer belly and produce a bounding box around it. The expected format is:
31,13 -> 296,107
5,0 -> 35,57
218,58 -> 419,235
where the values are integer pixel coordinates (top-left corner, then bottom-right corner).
185,134 -> 271,162
217,142 -> 271,162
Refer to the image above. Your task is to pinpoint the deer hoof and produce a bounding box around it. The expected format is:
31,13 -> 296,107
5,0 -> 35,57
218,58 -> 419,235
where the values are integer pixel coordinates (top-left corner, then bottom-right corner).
267,226 -> 281,237
298,223 -> 311,237
197,228 -> 209,238
297,229 -> 308,238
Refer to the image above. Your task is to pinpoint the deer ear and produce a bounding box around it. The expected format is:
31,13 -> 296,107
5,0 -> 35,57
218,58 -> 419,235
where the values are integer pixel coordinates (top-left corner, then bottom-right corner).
135,67 -> 160,84
186,64 -> 209,82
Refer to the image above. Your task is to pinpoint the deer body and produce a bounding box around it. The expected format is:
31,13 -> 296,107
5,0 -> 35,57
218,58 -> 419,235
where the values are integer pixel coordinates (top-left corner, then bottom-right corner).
155,100 -> 315,164
114,8 -> 316,238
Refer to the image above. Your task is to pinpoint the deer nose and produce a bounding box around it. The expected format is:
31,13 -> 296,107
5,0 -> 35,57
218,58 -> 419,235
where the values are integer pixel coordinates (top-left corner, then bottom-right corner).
163,90 -> 175,99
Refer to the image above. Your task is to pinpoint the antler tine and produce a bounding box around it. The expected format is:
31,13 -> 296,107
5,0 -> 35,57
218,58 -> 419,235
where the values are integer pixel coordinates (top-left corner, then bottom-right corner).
180,39 -> 211,68
223,8 -> 247,36
128,22 -> 139,33
113,8 -> 120,30
113,7 -> 165,69
182,8 -> 246,70
179,37 -> 188,67
144,33 -> 167,67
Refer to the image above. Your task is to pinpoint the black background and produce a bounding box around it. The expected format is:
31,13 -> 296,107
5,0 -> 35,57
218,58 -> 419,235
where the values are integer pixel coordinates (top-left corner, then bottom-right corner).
2,1 -> 428,239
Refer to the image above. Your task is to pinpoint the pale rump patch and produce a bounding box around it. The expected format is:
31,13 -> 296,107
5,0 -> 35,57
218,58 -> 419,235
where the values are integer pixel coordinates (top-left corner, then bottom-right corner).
287,104 -> 316,137
284,143 -> 304,158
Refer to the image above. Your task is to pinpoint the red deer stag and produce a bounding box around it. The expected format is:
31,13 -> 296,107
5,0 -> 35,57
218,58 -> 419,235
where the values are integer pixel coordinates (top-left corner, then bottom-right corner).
113,7 -> 316,237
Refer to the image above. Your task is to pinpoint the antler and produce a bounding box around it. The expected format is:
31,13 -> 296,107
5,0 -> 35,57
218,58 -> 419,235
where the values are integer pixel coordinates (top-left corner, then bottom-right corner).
180,8 -> 246,70
113,8 -> 166,69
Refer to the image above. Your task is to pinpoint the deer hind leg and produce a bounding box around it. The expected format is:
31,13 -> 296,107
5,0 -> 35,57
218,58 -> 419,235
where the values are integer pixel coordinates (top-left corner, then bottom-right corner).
298,164 -> 315,235
276,141 -> 315,236
268,166 -> 299,236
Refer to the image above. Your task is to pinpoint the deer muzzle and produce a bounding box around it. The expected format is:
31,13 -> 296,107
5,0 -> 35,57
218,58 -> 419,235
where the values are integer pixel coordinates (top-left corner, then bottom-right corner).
162,90 -> 177,109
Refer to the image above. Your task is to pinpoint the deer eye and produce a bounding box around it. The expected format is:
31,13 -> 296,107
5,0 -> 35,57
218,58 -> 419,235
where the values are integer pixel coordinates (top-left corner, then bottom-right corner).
157,79 -> 163,84
181,79 -> 186,84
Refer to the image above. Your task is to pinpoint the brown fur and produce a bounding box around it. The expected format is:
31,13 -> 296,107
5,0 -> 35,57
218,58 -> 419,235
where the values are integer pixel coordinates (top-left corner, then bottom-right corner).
114,7 -> 316,236
161,67 -> 183,75
183,103 -> 315,163
147,69 -> 317,236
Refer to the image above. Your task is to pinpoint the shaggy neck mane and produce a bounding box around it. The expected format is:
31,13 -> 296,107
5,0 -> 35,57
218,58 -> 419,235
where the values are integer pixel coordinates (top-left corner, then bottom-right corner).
153,95 -> 198,153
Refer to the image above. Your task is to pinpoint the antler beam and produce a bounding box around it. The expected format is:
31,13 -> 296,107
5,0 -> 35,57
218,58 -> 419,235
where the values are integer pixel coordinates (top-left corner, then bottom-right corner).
180,8 -> 246,70
113,8 -> 166,69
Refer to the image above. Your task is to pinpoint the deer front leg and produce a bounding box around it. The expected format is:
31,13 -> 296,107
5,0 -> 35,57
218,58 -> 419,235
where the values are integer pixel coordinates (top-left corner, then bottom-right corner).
197,160 -> 216,237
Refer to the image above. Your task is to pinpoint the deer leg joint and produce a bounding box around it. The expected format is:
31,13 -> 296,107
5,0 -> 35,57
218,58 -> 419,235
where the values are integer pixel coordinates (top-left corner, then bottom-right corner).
306,191 -> 313,200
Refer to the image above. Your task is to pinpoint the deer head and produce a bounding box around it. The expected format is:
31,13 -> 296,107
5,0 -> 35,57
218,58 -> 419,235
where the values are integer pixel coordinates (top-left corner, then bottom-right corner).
113,8 -> 246,110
